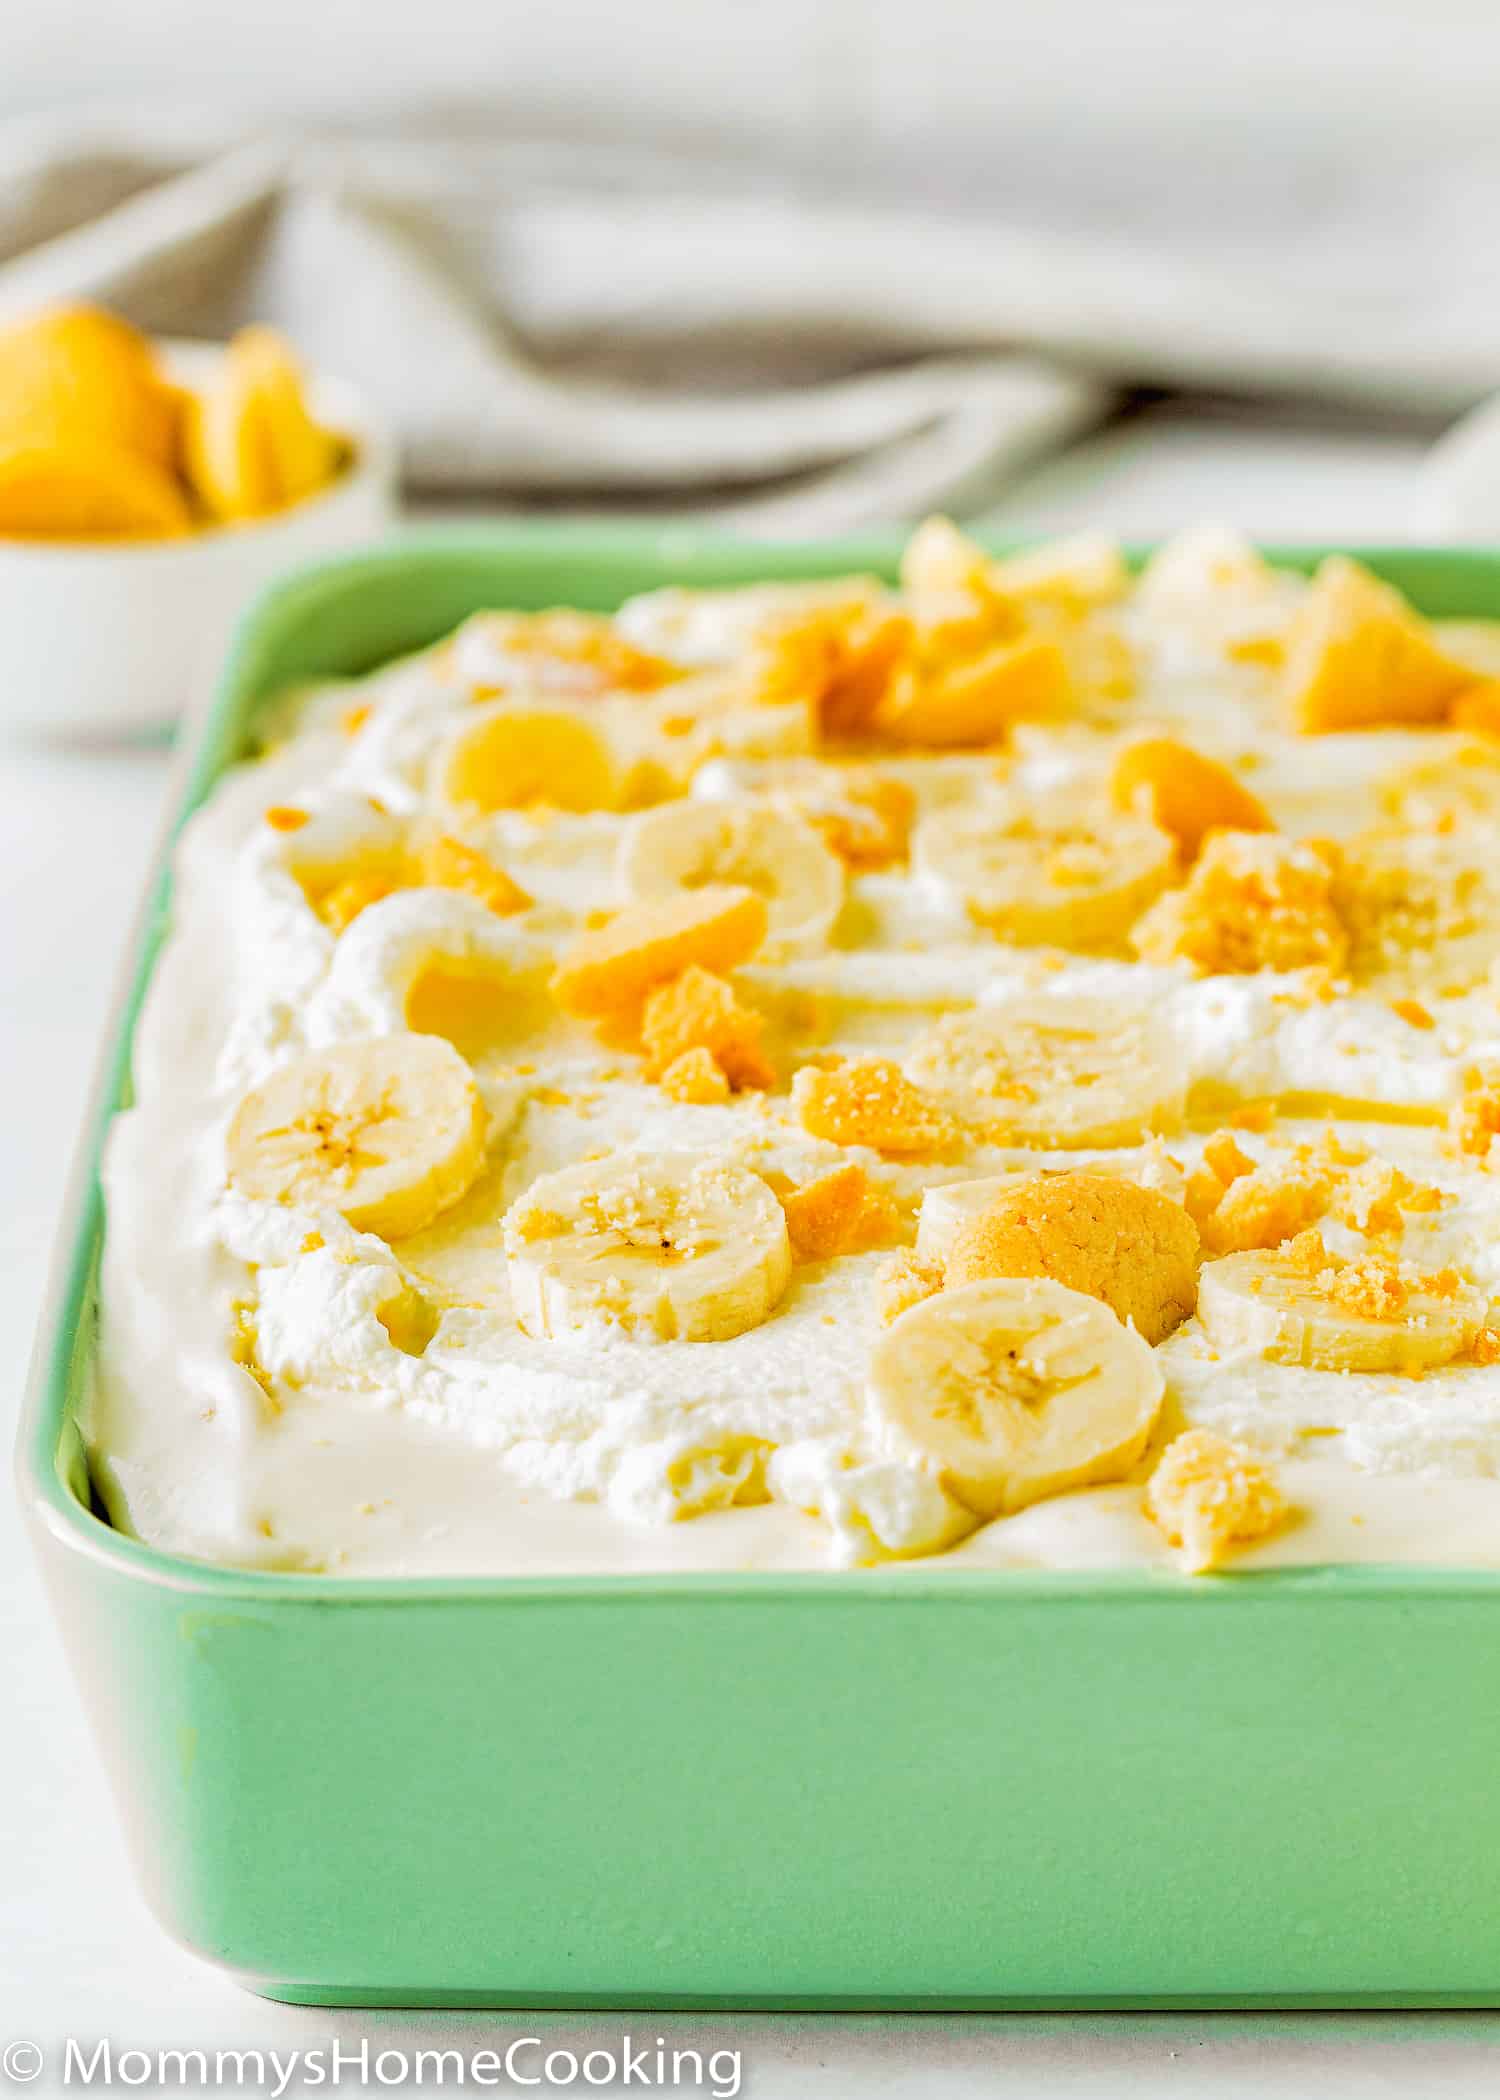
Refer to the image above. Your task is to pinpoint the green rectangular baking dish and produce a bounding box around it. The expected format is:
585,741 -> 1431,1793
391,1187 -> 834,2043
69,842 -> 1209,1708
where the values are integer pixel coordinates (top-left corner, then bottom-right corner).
21,526 -> 1500,2010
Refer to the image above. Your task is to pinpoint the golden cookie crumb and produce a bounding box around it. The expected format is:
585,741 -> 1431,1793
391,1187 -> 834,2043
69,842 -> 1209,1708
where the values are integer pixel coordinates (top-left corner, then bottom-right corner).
1330,1159 -> 1445,1238
1471,1325 -> 1500,1367
792,1057 -> 960,1157
1450,682 -> 1500,739
658,1046 -> 732,1106
1202,1131 -> 1256,1186
551,886 -> 769,1019
1110,736 -> 1273,862
781,1163 -> 901,1261
1145,1429 -> 1288,1573
820,608 -> 915,734
418,834 -> 532,916
1283,556 -> 1474,733
801,773 -> 916,869
317,868 -> 400,933
1132,831 -> 1348,976
944,1172 -> 1200,1344
876,634 -> 1071,747
640,965 -> 774,1091
1451,1063 -> 1500,1161
874,1249 -> 946,1325
1281,1229 -> 1464,1321
1190,1154 -> 1331,1257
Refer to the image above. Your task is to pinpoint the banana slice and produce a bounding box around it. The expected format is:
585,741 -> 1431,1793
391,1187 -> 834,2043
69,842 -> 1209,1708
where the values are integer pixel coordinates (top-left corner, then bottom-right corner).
1197,1247 -> 1478,1375
867,1278 -> 1164,1518
912,795 -> 1175,947
0,439 -> 191,539
433,699 -> 622,815
615,801 -> 844,951
504,1154 -> 791,1344
226,1035 -> 488,1241
915,1176 -> 1026,1264
232,326 -> 341,505
903,996 -> 1186,1147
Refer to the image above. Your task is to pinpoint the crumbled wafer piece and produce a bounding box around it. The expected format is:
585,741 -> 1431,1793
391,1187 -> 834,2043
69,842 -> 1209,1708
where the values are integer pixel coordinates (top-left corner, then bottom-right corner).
781,1164 -> 901,1261
1331,1160 -> 1445,1237
739,592 -> 912,733
1471,1325 -> 1500,1366
640,966 -> 774,1091
745,609 -> 845,710
1284,556 -> 1474,733
874,1250 -> 945,1325
317,868 -> 400,934
1450,683 -> 1500,738
418,834 -> 532,916
792,1058 -> 960,1157
1451,1063 -> 1500,1160
1281,1229 -> 1465,1321
1145,1429 -> 1288,1573
876,634 -> 1071,747
819,607 -> 915,734
1202,1131 -> 1256,1186
944,1172 -> 1200,1344
1186,1135 -> 1331,1256
1110,736 -> 1273,861
552,887 -> 768,1019
1132,831 -> 1348,976
658,1046 -> 731,1105
800,774 -> 916,869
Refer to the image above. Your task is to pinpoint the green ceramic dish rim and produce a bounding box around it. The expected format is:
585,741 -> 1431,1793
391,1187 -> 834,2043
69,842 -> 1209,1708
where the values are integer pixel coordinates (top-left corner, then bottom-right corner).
20,522 -> 1500,1605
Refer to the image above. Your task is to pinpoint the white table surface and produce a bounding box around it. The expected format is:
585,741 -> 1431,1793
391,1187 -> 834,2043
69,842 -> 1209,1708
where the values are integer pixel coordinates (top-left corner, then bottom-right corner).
7,407 -> 1500,2096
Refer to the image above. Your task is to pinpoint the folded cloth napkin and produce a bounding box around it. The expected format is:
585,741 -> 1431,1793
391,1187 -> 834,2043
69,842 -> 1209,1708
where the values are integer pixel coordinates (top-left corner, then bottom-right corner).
2,112 -> 1495,535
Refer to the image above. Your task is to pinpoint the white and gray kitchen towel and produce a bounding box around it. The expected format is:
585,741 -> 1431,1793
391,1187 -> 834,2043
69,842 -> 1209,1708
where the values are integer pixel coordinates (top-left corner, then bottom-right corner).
3,110 -> 1500,535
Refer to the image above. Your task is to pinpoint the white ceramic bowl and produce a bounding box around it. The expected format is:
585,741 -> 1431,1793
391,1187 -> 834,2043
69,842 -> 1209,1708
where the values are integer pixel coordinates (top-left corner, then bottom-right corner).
0,342 -> 397,739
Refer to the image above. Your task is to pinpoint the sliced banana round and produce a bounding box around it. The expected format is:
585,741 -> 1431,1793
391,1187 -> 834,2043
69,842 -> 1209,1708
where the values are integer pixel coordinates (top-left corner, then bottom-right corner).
615,800 -> 845,951
868,1278 -> 1164,1519
504,1154 -> 792,1345
912,795 -> 1175,947
903,995 -> 1186,1147
433,699 -> 622,815
226,1035 -> 488,1241
1197,1249 -> 1478,1375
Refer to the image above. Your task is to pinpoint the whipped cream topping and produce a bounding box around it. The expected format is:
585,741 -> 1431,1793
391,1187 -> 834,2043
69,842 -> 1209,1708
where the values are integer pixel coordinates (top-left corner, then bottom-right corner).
90,535 -> 1500,1576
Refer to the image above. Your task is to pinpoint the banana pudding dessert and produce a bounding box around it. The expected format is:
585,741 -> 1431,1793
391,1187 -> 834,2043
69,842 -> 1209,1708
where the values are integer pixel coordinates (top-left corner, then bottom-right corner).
93,522 -> 1500,1576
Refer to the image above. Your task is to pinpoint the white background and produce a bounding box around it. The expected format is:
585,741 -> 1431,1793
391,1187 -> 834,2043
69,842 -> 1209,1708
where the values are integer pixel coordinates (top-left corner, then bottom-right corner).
8,407 -> 1500,2091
